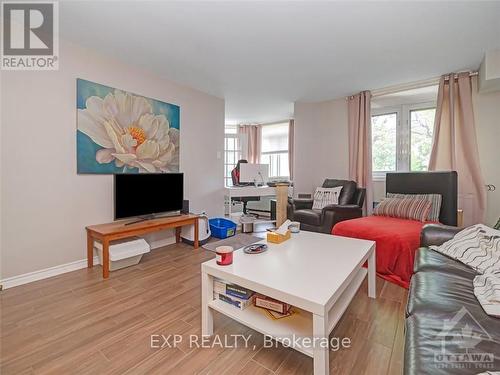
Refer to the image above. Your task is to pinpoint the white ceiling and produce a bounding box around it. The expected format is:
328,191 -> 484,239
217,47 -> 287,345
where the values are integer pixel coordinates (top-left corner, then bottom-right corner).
59,1 -> 500,124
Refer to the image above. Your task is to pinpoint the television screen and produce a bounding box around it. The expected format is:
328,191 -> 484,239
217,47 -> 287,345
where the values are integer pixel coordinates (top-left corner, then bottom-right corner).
114,173 -> 183,219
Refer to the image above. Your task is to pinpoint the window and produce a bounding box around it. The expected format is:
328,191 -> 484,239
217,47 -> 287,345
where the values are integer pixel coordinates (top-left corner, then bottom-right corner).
371,103 -> 435,178
261,123 -> 289,178
224,125 -> 245,187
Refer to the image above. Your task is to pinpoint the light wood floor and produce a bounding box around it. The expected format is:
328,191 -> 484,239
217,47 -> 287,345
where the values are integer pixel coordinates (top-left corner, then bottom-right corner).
0,242 -> 408,375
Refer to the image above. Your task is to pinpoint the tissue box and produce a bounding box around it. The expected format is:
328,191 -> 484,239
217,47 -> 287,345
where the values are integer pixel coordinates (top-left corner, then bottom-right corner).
267,230 -> 291,244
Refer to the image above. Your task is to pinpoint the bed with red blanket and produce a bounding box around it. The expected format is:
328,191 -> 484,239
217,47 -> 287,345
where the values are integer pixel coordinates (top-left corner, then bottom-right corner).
331,171 -> 458,289
332,216 -> 432,288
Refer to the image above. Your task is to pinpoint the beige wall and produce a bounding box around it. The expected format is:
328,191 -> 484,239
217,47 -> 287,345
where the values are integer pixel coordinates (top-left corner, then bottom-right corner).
293,99 -> 349,196
0,40 -> 225,279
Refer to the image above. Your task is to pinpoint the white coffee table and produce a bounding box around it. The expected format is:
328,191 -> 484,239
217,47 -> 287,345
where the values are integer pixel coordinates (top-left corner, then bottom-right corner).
201,231 -> 376,375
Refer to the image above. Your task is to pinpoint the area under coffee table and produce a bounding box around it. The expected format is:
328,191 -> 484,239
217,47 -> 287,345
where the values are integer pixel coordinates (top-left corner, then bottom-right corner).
201,231 -> 376,375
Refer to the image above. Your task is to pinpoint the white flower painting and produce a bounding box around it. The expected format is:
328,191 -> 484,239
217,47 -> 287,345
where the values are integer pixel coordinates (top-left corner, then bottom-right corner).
77,79 -> 180,173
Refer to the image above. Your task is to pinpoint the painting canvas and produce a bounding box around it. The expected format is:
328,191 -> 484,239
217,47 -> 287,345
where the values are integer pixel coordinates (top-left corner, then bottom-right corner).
77,79 -> 180,174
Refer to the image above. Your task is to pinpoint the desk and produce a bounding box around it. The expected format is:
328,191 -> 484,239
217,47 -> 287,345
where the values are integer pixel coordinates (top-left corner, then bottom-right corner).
86,214 -> 199,279
225,185 -> 290,226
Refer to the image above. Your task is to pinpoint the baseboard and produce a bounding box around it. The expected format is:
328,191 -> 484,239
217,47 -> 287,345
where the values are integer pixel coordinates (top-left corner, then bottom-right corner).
1,236 -> 177,290
1,256 -> 100,290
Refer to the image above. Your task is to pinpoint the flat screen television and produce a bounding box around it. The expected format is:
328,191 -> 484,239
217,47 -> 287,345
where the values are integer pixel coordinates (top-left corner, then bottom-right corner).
114,173 -> 183,220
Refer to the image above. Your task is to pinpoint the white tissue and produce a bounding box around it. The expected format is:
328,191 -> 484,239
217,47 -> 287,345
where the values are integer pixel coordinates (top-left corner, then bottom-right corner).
274,219 -> 292,235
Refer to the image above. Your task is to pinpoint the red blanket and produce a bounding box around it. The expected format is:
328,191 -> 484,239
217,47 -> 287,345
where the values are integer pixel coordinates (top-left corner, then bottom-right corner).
332,216 -> 430,289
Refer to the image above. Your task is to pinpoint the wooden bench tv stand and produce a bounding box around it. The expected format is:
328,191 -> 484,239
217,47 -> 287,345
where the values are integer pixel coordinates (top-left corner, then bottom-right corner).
86,214 -> 199,279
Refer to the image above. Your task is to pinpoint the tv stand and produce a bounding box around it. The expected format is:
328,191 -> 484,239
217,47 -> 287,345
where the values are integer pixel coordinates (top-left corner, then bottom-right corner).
86,214 -> 199,279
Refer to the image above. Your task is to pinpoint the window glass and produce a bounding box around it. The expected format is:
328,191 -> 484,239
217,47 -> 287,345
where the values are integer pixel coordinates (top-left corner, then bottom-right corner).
371,113 -> 397,172
261,122 -> 289,178
223,132 -> 242,186
261,123 -> 288,153
410,108 -> 435,171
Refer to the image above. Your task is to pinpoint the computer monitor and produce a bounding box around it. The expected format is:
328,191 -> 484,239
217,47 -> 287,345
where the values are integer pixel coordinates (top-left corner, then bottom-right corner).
239,163 -> 269,185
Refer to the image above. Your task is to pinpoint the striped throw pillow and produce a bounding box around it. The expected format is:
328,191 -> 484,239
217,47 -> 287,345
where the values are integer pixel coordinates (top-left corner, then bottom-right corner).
312,186 -> 343,210
386,193 -> 442,222
373,197 -> 432,222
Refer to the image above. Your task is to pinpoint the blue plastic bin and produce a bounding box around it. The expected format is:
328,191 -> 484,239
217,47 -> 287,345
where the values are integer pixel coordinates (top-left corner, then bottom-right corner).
209,218 -> 237,239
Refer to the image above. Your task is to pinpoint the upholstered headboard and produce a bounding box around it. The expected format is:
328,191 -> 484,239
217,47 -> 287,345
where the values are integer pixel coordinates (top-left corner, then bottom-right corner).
386,171 -> 458,226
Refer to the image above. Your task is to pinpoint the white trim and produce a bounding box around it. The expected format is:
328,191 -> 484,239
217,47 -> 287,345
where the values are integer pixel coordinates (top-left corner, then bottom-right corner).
371,77 -> 440,98
0,236 -> 177,290
1,256 -> 100,290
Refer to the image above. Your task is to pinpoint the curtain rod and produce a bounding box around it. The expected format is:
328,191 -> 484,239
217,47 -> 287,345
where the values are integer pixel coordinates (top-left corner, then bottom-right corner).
238,119 -> 292,127
368,71 -> 478,98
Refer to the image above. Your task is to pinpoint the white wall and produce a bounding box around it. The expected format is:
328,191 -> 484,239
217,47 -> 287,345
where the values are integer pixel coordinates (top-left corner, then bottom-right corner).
474,89 -> 500,226
0,40 -> 225,279
293,99 -> 349,195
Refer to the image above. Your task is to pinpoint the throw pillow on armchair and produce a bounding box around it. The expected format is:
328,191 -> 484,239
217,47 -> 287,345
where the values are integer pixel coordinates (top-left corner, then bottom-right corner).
312,186 -> 343,209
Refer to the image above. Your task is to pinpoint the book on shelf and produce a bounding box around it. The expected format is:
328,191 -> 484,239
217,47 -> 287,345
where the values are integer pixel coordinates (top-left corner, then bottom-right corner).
213,279 -> 227,295
226,284 -> 254,300
214,292 -> 255,310
254,294 -> 291,314
213,278 -> 254,300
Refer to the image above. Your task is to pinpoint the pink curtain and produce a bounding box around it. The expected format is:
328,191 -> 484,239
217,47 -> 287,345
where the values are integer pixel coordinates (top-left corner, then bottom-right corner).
429,72 -> 486,226
288,119 -> 294,180
348,91 -> 373,215
238,124 -> 262,164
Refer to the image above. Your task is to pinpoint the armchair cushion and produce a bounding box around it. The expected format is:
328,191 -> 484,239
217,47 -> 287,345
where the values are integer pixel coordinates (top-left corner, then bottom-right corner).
293,209 -> 322,226
290,197 -> 314,210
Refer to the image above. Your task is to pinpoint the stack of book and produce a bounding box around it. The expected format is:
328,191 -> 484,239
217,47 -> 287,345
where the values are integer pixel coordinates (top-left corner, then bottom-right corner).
213,279 -> 255,310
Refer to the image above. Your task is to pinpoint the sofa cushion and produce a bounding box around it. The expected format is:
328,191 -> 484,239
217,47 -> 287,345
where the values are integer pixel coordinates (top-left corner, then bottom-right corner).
405,312 -> 500,375
414,248 -> 477,280
407,271 -> 480,317
293,209 -> 322,226
322,179 -> 356,205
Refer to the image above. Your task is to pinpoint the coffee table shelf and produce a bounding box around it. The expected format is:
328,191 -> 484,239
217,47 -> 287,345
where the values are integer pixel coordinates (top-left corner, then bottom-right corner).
209,299 -> 314,357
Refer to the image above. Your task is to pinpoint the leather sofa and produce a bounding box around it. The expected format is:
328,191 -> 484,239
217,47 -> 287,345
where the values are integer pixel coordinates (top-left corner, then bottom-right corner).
404,224 -> 500,374
287,179 -> 365,234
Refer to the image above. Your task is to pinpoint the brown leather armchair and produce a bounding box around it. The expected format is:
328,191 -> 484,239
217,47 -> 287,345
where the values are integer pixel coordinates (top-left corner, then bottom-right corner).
287,179 -> 365,234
